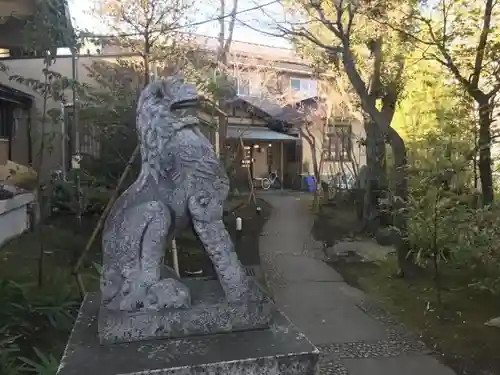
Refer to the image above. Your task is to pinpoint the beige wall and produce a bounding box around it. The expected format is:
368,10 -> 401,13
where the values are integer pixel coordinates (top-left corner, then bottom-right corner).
300,117 -> 366,181
253,145 -> 268,178
270,142 -> 282,173
9,107 -> 31,167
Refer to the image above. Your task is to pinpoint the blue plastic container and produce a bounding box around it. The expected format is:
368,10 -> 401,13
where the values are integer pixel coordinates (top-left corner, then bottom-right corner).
304,176 -> 316,192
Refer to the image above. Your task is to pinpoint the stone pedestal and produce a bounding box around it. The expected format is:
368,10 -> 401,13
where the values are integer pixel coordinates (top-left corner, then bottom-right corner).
57,291 -> 319,375
98,279 -> 274,343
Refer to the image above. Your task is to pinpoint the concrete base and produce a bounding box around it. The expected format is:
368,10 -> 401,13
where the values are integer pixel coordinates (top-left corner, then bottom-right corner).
98,279 -> 273,343
57,293 -> 319,375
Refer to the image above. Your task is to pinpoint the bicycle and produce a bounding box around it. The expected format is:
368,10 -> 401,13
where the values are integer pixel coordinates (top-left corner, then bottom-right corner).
262,170 -> 279,190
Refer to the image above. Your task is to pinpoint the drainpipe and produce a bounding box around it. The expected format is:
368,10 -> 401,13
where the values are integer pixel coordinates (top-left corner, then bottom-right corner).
72,53 -> 80,165
27,109 -> 32,166
60,102 -> 66,180
280,141 -> 284,190
71,51 -> 82,226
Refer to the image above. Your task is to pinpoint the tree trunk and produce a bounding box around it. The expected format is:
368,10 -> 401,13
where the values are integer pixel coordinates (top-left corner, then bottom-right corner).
217,0 -> 237,165
363,118 -> 387,233
301,128 -> 321,208
340,39 -> 417,277
143,33 -> 151,86
478,100 -> 494,205
217,0 -> 226,160
387,127 -> 419,278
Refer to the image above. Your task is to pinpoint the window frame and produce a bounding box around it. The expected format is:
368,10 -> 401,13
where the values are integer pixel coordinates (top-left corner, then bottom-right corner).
289,77 -> 318,97
237,74 -> 263,96
237,77 -> 250,95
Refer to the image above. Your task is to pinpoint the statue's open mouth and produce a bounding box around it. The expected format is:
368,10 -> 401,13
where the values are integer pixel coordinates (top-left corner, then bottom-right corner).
170,98 -> 199,111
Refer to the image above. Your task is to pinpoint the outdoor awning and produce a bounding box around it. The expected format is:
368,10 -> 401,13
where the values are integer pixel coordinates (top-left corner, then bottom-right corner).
227,125 -> 299,141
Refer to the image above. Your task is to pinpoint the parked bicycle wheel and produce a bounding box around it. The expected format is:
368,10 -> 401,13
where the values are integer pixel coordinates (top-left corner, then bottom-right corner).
262,178 -> 272,190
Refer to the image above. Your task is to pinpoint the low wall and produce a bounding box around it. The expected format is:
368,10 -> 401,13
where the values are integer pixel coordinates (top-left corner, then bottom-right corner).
0,192 -> 34,247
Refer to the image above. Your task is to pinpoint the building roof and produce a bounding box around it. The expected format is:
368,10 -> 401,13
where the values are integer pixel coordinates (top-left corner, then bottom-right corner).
90,32 -> 314,74
230,95 -> 306,127
192,35 -> 313,74
227,125 -> 299,141
193,35 -> 309,65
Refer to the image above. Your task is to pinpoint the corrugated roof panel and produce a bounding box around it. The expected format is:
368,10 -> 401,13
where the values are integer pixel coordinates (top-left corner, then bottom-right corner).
231,96 -> 306,127
227,126 -> 299,141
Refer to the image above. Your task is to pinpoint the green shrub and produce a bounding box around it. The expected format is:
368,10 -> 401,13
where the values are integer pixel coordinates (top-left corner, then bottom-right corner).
0,278 -> 78,375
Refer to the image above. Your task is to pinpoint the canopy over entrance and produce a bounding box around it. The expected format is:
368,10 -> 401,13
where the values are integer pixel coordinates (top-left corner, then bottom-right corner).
227,125 -> 299,141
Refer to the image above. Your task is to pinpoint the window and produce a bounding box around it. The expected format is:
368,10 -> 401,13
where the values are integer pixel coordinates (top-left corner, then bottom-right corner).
236,75 -> 262,96
7,48 -> 46,59
290,77 -> 317,97
0,101 -> 13,139
241,146 -> 251,168
323,125 -> 352,161
267,144 -> 273,173
237,77 -> 250,95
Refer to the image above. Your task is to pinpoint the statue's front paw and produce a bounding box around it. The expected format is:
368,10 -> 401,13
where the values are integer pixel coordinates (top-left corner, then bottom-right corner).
118,286 -> 149,311
147,278 -> 191,310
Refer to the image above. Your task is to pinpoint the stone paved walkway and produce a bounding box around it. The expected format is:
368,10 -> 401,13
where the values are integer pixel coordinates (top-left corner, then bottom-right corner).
257,191 -> 457,375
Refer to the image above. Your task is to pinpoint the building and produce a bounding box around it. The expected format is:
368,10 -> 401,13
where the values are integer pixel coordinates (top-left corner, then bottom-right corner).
0,0 -> 74,245
1,26 -> 366,188
191,35 -> 366,189
0,0 -> 74,177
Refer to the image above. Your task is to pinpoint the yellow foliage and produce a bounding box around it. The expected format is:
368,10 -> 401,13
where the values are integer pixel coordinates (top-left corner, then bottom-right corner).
0,161 -> 38,190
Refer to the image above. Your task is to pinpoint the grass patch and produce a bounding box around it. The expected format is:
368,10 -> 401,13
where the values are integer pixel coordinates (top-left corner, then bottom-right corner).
0,214 -> 100,373
0,214 -> 100,290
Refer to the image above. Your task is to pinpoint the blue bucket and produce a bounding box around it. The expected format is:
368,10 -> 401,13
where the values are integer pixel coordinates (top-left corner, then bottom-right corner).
304,176 -> 316,192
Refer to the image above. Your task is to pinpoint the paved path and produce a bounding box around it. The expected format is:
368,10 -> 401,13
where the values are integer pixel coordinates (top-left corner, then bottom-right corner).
257,191 -> 456,375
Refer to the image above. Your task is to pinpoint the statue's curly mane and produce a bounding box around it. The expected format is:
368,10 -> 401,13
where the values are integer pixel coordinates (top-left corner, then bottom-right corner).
135,76 -> 198,186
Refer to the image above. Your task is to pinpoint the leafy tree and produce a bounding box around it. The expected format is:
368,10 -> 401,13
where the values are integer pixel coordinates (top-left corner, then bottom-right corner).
394,56 -> 476,181
215,0 -> 239,158
384,0 -> 500,204
90,0 -> 195,85
276,0 -> 420,277
78,59 -> 142,188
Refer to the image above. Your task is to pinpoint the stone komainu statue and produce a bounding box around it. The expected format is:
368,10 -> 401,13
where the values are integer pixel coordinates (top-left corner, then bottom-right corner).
100,75 -> 253,311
